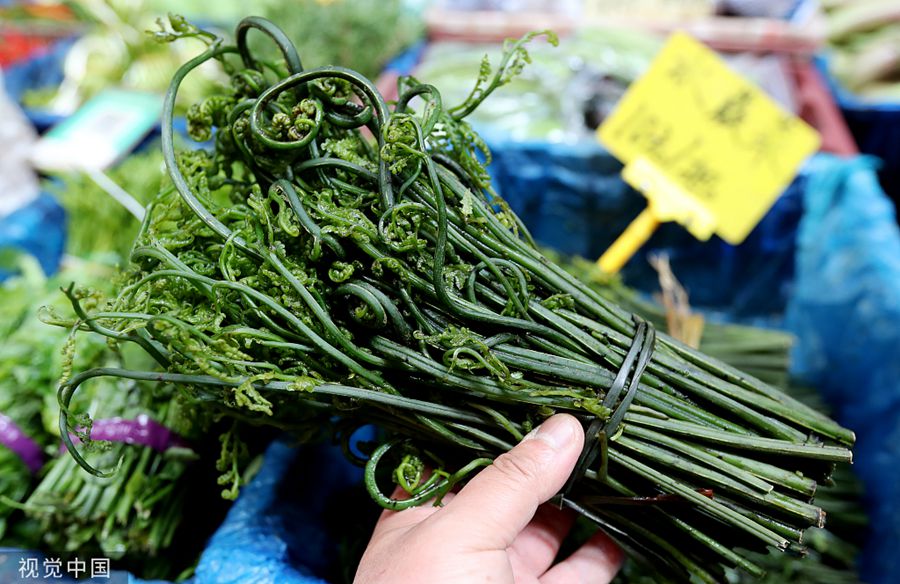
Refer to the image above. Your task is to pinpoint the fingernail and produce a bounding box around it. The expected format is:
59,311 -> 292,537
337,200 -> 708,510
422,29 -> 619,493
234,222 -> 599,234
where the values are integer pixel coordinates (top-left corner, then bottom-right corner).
525,415 -> 578,451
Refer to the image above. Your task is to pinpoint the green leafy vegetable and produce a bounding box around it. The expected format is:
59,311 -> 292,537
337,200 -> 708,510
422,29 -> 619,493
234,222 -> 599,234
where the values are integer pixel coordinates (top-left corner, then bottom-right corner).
253,0 -> 423,80
0,257 -> 114,545
0,257 -> 230,579
44,147 -> 167,263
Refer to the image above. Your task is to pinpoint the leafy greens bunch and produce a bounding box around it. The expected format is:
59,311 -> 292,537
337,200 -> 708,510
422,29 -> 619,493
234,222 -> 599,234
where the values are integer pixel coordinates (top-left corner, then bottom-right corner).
0,257 -> 219,579
0,258 -> 114,546
57,16 -> 854,582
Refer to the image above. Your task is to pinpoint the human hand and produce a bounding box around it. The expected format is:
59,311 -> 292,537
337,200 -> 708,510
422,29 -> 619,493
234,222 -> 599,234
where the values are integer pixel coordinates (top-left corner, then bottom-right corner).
354,414 -> 623,583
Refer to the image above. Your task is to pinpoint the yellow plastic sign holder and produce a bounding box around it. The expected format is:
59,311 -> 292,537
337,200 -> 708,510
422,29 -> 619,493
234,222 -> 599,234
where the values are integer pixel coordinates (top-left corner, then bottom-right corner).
596,32 -> 820,274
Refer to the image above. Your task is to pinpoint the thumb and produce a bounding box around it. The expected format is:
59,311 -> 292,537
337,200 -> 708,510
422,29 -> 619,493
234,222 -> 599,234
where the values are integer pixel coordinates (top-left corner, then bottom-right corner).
436,414 -> 585,549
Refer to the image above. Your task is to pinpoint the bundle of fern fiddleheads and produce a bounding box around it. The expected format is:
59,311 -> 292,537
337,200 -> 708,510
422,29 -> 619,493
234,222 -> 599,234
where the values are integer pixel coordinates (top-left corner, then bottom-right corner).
56,16 -> 854,582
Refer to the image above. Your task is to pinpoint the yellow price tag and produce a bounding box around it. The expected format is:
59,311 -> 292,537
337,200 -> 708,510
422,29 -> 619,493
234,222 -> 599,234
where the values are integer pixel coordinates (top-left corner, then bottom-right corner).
596,32 -> 820,273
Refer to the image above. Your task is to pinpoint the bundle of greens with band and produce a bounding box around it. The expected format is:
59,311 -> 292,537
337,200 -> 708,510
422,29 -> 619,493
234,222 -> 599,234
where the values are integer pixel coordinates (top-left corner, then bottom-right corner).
0,256 -> 221,580
0,258 -> 110,547
57,16 -> 855,582
22,376 -> 200,579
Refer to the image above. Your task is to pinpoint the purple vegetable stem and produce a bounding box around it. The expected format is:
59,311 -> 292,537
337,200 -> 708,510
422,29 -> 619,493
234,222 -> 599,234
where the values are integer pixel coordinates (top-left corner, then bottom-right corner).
65,414 -> 189,453
0,413 -> 44,474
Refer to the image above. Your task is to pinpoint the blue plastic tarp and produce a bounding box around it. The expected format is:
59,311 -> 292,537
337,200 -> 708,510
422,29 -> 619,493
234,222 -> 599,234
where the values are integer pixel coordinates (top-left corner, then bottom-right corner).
786,154 -> 900,584
0,193 -> 66,279
192,432 -> 376,584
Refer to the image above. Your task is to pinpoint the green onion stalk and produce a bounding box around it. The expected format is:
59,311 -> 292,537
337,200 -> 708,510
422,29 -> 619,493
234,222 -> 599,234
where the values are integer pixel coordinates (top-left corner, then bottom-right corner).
22,279 -> 241,580
0,259 -> 47,543
57,16 -> 854,582
0,383 -> 44,546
